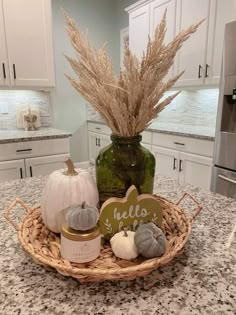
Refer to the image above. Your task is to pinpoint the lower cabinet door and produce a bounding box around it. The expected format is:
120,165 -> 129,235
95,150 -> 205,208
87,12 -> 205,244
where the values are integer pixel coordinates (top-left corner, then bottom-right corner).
0,159 -> 25,182
88,132 -> 111,164
99,135 -> 111,150
152,145 -> 179,180
142,143 -> 152,151
25,154 -> 69,177
179,152 -> 212,190
88,132 -> 99,164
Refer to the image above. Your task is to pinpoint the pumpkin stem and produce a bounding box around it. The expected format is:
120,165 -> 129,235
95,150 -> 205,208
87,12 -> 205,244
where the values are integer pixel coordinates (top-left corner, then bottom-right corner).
82,201 -> 86,209
123,228 -> 128,237
63,158 -> 78,176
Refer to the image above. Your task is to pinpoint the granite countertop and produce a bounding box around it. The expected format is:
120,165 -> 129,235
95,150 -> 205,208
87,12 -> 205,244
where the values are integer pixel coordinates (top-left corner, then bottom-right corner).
87,120 -> 215,141
0,128 -> 72,144
0,173 -> 235,315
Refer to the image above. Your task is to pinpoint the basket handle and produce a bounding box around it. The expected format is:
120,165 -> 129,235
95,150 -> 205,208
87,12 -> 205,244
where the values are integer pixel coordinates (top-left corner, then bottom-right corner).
176,192 -> 203,221
4,198 -> 31,231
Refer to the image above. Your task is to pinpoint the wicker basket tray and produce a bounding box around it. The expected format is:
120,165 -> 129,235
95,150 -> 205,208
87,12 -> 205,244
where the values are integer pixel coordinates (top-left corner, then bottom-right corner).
4,193 -> 202,283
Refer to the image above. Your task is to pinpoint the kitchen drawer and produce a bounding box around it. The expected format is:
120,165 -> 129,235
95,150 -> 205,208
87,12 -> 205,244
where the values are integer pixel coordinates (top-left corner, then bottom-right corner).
152,133 -> 214,157
88,122 -> 152,144
0,138 -> 70,161
88,122 -> 111,135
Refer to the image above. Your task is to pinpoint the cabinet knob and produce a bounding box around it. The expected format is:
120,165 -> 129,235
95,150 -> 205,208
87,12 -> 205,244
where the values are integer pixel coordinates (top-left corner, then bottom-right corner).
179,159 -> 183,172
173,158 -> 177,170
16,148 -> 32,153
13,64 -> 16,79
173,142 -> 185,146
205,64 -> 209,78
30,166 -> 33,177
2,63 -> 6,79
198,65 -> 202,78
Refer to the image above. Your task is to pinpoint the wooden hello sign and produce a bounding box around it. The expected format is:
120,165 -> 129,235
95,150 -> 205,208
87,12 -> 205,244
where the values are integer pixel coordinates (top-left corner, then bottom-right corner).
99,185 -> 163,239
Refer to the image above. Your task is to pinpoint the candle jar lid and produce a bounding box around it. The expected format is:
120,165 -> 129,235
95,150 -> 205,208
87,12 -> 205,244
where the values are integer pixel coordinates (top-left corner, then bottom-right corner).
61,224 -> 100,241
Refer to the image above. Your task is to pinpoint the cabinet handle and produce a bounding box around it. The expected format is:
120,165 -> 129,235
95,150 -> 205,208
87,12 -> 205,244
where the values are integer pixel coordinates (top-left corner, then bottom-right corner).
16,149 -> 32,152
173,158 -> 177,170
30,166 -> 33,177
95,138 -> 98,146
20,168 -> 23,179
205,64 -> 209,78
13,64 -> 16,79
218,175 -> 236,185
2,63 -> 6,79
98,139 -> 101,147
179,159 -> 183,172
95,127 -> 101,130
198,65 -> 202,78
173,142 -> 185,146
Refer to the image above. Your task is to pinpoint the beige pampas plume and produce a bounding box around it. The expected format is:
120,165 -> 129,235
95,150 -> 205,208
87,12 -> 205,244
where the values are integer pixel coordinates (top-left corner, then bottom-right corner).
63,9 -> 204,136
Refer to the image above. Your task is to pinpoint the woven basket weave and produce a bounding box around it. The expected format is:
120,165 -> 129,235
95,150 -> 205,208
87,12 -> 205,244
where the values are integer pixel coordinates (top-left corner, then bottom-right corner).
4,193 -> 202,283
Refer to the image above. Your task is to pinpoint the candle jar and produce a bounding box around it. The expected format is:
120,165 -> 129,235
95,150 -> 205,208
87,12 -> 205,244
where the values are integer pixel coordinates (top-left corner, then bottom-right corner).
61,224 -> 101,263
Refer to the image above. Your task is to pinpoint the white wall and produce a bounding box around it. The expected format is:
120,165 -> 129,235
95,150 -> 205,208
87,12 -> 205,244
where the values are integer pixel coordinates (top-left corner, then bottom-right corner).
51,0 -> 118,162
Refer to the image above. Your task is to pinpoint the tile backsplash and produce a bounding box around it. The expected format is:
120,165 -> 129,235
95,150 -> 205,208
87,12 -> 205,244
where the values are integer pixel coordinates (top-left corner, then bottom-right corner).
0,90 -> 52,130
87,87 -> 219,127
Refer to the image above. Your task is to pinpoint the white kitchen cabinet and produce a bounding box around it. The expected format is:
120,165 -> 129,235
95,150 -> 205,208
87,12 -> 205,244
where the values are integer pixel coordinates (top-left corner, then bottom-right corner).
88,132 -> 98,164
87,122 -> 152,164
175,0 -> 210,86
205,0 -> 236,85
25,154 -> 69,177
0,159 -> 25,183
152,144 -> 213,189
152,133 -> 213,190
152,146 -> 179,179
178,152 -> 212,190
0,2 -> 9,86
0,0 -> 55,88
0,137 -> 70,182
127,0 -> 236,87
150,0 -> 176,79
88,131 -> 110,164
129,3 -> 150,60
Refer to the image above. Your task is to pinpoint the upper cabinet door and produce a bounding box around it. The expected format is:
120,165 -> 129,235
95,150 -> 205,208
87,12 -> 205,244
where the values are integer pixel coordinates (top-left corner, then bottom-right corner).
129,4 -> 150,60
150,0 -> 177,79
175,0 -> 210,86
0,1 -> 10,86
205,0 -> 236,85
2,0 -> 55,88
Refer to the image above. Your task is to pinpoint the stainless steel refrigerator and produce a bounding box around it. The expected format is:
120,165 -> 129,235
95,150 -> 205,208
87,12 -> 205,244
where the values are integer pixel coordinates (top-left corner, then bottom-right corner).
211,21 -> 236,199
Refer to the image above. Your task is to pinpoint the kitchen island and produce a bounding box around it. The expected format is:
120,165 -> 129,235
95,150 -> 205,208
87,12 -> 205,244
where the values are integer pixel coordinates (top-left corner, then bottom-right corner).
0,173 -> 235,315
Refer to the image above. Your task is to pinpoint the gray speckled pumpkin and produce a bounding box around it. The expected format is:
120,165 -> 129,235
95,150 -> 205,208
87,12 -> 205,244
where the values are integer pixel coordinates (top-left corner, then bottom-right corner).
134,223 -> 167,258
66,202 -> 99,231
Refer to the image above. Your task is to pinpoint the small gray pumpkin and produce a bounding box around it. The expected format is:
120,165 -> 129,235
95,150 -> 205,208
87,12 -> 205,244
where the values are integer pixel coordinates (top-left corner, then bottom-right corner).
134,223 -> 167,258
66,202 -> 99,231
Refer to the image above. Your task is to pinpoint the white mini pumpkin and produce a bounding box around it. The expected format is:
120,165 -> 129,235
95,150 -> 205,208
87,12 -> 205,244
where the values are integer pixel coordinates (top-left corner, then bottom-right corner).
110,230 -> 139,260
41,158 -> 99,233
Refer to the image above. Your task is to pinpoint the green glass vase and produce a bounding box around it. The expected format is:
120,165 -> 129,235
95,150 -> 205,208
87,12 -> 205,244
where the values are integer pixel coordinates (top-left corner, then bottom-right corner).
96,134 -> 156,205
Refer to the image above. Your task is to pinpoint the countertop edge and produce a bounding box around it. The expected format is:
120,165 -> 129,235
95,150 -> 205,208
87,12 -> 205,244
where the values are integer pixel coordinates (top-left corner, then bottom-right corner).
87,120 -> 215,141
0,133 -> 72,144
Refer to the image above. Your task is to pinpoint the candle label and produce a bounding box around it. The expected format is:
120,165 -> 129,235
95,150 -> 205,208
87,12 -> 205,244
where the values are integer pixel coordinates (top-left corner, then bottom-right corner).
99,185 -> 163,239
61,234 -> 101,263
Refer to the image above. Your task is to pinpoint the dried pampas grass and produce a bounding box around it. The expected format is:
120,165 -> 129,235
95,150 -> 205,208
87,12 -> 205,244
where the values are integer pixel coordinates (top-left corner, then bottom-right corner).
63,10 -> 203,136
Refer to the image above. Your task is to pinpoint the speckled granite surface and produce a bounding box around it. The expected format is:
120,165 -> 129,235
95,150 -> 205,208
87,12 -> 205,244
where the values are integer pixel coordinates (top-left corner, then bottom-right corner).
87,120 -> 215,141
0,128 -> 72,144
0,171 -> 235,315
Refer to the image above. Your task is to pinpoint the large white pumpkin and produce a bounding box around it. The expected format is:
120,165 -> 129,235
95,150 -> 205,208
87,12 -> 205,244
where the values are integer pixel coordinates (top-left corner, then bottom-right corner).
41,158 -> 99,233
